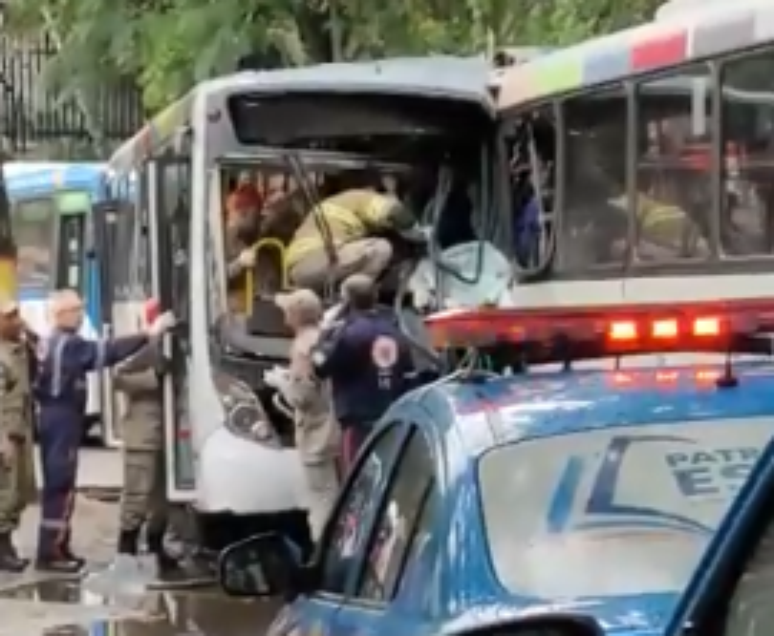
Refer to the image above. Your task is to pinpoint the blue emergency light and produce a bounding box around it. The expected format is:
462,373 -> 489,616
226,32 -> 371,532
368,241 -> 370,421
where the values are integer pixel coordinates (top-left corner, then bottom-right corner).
424,298 -> 774,361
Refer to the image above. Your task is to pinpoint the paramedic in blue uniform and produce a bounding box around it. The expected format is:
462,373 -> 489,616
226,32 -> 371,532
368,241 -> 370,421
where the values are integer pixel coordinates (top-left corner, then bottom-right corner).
34,289 -> 176,573
314,274 -> 415,472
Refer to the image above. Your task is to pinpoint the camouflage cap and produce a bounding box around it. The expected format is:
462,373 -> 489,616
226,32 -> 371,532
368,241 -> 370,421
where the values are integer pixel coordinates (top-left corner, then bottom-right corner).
276,288 -> 323,325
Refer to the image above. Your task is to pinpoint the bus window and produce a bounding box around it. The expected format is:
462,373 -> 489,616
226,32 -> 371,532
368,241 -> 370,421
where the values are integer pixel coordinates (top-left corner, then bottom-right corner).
56,214 -> 85,290
14,197 -> 55,291
113,202 -> 135,302
561,89 -> 628,269
636,64 -> 713,262
720,49 -> 774,257
507,108 -> 556,269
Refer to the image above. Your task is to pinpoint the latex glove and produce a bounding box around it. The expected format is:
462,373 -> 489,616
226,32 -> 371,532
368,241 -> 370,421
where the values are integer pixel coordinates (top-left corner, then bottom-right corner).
264,366 -> 290,391
238,249 -> 256,269
321,303 -> 345,330
147,311 -> 176,337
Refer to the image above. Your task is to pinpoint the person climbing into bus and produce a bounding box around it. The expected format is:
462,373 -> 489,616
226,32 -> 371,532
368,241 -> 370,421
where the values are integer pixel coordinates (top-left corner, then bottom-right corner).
285,171 -> 427,294
34,289 -> 176,573
312,274 -> 415,472
225,184 -> 263,311
264,288 -> 341,540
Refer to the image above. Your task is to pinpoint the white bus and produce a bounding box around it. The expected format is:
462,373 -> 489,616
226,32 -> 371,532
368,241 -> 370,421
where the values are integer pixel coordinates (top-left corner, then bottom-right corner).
495,0 -> 774,310
100,56 -> 500,549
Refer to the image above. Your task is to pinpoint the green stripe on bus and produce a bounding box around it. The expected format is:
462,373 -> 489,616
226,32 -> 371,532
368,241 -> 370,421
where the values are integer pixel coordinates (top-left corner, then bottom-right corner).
57,191 -> 90,215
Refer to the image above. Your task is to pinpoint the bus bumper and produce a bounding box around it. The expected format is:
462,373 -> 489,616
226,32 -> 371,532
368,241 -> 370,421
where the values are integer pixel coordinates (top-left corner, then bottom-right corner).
194,426 -> 309,515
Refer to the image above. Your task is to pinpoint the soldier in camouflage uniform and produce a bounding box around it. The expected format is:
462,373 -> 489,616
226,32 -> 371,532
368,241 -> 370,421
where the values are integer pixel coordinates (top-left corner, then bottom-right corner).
0,299 -> 36,572
113,340 -> 181,575
114,338 -> 209,582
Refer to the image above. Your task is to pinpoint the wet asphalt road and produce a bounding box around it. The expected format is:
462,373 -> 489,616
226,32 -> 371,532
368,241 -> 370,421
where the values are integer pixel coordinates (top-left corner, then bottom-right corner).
0,449 -> 282,636
0,578 -> 281,636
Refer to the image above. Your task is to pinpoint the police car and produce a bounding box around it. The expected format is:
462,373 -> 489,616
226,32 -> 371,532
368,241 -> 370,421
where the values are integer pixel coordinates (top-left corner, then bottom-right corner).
216,300 -> 774,636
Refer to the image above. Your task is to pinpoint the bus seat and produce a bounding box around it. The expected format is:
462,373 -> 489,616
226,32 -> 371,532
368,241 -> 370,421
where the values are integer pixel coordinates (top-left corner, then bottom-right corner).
246,238 -> 293,337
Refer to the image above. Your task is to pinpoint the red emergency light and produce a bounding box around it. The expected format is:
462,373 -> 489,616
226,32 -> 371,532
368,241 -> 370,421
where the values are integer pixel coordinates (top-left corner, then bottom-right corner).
423,298 -> 774,359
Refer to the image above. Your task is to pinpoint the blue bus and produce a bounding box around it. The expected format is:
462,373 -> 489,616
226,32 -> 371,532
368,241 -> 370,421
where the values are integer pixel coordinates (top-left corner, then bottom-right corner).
4,162 -> 108,440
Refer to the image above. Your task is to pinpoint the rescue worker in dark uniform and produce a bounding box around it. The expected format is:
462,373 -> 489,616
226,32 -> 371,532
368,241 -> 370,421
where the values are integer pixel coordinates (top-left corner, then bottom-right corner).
34,289 -> 176,573
313,274 -> 415,471
0,299 -> 36,572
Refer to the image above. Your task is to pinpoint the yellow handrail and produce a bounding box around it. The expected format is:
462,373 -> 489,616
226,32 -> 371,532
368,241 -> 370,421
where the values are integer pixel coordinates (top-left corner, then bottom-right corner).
244,238 -> 288,313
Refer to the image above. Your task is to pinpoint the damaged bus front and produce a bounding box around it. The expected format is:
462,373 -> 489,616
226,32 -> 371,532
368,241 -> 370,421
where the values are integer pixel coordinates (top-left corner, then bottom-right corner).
107,57 -> 500,548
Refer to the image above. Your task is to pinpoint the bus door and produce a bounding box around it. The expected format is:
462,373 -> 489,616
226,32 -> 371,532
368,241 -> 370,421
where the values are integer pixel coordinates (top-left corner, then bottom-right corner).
54,192 -> 92,322
89,199 -> 125,447
143,158 -> 195,500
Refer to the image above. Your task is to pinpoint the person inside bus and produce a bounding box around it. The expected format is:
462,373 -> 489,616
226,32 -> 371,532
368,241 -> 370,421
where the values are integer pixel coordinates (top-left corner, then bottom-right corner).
285,171 -> 428,294
225,185 -> 263,311
563,136 -> 708,265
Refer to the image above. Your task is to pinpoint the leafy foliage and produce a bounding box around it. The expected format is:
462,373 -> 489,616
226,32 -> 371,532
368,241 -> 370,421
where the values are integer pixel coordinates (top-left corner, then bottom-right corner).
5,0 -> 664,112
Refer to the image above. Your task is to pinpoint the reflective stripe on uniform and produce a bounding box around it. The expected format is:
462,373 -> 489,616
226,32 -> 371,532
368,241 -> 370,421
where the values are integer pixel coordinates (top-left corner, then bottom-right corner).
51,334 -> 70,398
95,339 -> 107,370
40,518 -> 69,530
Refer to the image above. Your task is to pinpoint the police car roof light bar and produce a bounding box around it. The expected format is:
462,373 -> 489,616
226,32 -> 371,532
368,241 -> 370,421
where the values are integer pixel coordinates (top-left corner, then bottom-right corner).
424,298 -> 774,359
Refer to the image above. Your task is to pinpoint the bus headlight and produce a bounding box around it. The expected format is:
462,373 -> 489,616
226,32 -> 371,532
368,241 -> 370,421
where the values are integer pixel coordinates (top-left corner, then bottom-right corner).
212,372 -> 281,447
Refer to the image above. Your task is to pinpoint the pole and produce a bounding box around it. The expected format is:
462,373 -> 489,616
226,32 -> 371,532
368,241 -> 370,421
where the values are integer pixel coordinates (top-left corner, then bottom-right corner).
0,142 -> 18,302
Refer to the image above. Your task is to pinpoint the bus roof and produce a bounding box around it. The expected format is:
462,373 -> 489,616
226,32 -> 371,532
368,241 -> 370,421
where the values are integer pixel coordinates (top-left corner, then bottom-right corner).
4,162 -> 106,199
109,56 -> 493,173
497,0 -> 774,111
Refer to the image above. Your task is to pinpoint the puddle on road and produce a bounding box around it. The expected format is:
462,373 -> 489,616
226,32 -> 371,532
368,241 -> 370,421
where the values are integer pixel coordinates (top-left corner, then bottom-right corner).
1,580 -> 281,636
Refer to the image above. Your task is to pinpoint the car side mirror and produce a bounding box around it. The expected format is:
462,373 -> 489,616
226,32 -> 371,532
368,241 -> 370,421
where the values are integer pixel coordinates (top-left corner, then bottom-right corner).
218,532 -> 305,598
455,614 -> 605,636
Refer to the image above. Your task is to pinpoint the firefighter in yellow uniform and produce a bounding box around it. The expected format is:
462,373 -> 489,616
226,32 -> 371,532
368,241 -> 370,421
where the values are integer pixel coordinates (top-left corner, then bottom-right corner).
0,299 -> 36,572
287,177 -> 421,292
607,193 -> 709,261
635,192 -> 708,258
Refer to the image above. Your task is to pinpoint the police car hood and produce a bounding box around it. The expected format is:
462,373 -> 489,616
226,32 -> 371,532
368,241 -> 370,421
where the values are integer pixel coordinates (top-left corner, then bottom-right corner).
440,593 -> 676,635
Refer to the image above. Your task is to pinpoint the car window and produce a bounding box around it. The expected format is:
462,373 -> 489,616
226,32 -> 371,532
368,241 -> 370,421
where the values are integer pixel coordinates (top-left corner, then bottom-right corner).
396,485 -> 439,611
478,418 -> 774,599
723,509 -> 774,636
356,429 -> 435,603
318,423 -> 404,596
13,197 -> 56,291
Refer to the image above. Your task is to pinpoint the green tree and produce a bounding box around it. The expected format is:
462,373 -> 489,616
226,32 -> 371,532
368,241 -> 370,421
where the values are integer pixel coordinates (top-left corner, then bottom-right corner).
5,0 -> 665,112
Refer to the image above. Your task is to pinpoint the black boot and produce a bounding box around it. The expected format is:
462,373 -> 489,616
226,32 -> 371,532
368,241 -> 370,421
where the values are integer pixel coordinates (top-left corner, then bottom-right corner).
35,552 -> 84,574
0,533 -> 28,573
147,531 -> 212,587
118,529 -> 140,556
36,531 -> 84,575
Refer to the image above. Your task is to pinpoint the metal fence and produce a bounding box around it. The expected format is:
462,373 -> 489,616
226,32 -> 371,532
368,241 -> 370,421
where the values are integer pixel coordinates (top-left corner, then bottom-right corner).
0,32 -> 146,156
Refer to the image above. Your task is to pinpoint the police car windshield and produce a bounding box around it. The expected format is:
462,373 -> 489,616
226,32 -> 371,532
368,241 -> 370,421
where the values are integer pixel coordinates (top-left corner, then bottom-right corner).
478,417 -> 774,599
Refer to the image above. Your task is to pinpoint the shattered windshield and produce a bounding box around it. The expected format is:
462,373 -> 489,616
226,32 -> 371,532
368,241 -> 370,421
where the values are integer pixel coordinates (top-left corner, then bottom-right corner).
212,97 -> 495,338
